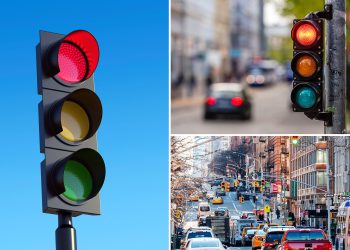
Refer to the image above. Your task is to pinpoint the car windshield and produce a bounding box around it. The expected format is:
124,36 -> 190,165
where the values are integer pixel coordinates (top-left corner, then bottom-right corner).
286,231 -> 325,241
247,229 -> 257,235
188,231 -> 212,239
256,230 -> 265,236
191,240 -> 219,248
200,206 -> 210,212
266,232 -> 284,242
211,90 -> 242,98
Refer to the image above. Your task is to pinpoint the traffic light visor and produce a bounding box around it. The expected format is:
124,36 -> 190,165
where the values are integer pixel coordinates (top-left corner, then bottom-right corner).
51,148 -> 106,205
292,21 -> 319,47
54,30 -> 99,84
50,89 -> 102,144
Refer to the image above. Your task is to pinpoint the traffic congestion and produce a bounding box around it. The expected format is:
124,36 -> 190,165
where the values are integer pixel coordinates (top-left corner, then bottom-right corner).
172,178 -> 338,250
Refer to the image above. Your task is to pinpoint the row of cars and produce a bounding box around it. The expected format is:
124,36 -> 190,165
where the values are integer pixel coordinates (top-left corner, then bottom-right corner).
238,223 -> 333,250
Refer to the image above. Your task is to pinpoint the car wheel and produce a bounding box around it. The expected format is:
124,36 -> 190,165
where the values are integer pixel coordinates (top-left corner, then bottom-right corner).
241,109 -> 252,120
204,112 -> 215,120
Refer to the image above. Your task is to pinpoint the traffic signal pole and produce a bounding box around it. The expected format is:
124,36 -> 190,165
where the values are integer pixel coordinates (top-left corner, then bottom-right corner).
56,212 -> 77,250
325,0 -> 346,133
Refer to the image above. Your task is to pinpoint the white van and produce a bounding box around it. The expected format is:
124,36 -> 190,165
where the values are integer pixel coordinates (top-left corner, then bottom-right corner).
197,202 -> 211,218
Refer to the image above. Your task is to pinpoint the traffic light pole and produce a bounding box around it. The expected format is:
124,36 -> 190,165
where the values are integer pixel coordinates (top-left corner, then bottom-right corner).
56,212 -> 77,250
325,0 -> 346,134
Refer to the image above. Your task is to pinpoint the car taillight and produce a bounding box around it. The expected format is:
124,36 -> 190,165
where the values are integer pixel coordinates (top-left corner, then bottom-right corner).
206,96 -> 216,106
283,242 -> 289,250
264,242 -> 273,247
231,97 -> 243,106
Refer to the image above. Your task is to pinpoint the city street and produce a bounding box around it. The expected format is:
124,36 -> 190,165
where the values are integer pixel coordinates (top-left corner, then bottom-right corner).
172,82 -> 323,134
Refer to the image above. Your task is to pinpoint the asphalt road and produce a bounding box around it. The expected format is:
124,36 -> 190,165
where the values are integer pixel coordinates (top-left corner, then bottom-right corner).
171,82 -> 324,134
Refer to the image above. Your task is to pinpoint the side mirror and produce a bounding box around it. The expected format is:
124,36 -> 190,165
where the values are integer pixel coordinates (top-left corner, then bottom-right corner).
223,245 -> 228,249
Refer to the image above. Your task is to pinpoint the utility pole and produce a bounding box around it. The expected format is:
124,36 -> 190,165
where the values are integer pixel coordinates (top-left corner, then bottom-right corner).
325,0 -> 346,134
326,142 -> 331,240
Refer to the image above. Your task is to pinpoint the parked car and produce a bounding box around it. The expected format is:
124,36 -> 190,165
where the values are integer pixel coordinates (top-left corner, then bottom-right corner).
180,227 -> 214,250
204,83 -> 252,120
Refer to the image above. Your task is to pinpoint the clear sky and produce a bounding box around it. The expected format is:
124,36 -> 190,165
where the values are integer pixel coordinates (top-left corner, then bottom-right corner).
0,1 -> 168,249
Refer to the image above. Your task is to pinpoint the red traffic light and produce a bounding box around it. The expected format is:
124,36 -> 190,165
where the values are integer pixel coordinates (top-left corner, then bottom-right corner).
292,20 -> 320,47
48,30 -> 100,84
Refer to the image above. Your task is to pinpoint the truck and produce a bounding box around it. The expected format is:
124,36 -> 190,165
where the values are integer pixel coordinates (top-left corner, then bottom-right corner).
206,215 -> 230,245
277,229 -> 333,250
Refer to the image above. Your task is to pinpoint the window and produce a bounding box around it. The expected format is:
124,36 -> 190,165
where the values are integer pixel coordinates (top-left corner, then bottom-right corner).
191,239 -> 219,248
316,150 -> 326,163
317,172 -> 327,186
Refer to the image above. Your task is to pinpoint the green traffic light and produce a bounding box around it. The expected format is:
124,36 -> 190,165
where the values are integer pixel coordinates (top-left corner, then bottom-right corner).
63,160 -> 93,202
295,86 -> 317,109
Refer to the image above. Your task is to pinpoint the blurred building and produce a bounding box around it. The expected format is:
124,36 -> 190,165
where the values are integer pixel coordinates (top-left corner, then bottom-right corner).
171,0 -> 232,99
290,137 -> 334,228
333,137 -> 350,206
230,0 -> 265,78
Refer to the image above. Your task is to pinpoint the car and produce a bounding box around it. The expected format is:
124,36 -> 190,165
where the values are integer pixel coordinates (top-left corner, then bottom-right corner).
184,238 -> 228,250
252,230 -> 266,250
197,202 -> 211,218
198,216 -> 207,226
276,229 -> 332,250
180,227 -> 214,250
189,194 -> 199,201
216,190 -> 226,196
215,207 -> 229,216
243,228 -> 258,246
261,229 -> 290,250
212,197 -> 223,204
257,223 -> 279,231
204,83 -> 252,120
241,211 -> 256,219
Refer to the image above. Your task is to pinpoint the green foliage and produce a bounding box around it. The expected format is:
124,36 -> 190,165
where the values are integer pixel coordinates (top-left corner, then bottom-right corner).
280,0 -> 323,18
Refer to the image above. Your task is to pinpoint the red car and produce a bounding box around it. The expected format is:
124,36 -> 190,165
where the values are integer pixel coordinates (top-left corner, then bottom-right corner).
277,229 -> 332,250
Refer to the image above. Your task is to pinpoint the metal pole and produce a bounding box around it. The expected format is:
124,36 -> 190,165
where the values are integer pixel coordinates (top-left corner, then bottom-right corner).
326,146 -> 331,240
56,212 -> 77,250
325,0 -> 346,134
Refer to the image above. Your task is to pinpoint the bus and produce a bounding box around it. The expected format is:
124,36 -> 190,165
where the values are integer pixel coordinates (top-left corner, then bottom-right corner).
335,200 -> 350,250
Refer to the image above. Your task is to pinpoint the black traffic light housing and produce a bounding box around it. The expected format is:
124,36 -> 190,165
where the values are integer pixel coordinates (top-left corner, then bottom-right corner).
37,30 -> 105,216
290,6 -> 333,126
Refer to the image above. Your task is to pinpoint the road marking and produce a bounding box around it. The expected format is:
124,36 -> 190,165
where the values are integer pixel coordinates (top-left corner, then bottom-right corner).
229,192 -> 239,214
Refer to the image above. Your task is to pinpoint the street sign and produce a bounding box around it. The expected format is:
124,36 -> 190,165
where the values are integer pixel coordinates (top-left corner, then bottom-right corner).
264,205 -> 271,213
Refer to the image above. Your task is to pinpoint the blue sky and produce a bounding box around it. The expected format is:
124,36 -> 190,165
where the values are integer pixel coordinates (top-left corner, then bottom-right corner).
0,1 -> 168,249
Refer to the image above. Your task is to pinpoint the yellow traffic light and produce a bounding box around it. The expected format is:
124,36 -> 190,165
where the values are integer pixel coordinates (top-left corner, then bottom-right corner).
239,196 -> 244,203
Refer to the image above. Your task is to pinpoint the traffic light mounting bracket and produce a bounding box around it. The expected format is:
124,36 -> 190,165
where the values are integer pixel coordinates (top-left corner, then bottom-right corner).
305,4 -> 333,20
305,111 -> 333,127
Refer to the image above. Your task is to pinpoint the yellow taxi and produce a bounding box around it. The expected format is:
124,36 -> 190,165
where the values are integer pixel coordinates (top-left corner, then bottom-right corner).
189,194 -> 199,201
242,227 -> 257,239
252,229 -> 266,250
212,196 -> 223,204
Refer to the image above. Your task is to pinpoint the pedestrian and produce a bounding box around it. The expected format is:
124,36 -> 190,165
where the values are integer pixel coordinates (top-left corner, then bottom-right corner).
276,208 -> 280,220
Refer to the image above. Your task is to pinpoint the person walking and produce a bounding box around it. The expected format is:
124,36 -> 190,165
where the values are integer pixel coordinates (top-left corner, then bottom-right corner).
276,208 -> 280,220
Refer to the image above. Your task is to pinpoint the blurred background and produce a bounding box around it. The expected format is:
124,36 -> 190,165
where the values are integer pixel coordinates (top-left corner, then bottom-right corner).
171,0 -> 350,134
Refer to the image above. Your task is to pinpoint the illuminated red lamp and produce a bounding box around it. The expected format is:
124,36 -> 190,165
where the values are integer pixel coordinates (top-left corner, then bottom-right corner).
291,20 -> 320,47
49,30 -> 99,84
231,97 -> 243,107
206,97 -> 216,106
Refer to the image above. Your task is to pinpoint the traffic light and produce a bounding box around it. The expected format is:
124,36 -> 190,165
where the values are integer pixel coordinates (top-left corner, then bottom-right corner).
291,18 -> 324,119
291,136 -> 301,145
239,196 -> 244,203
234,180 -> 239,187
261,180 -> 265,186
37,30 -> 105,216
